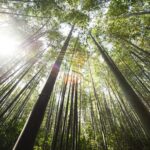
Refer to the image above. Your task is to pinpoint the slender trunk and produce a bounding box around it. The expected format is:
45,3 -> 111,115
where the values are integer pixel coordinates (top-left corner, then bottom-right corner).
88,61 -> 108,150
60,79 -> 71,150
72,76 -> 78,150
0,62 -> 35,104
0,59 -> 22,83
78,80 -> 82,150
131,51 -> 150,65
111,34 -> 150,56
121,38 -> 150,56
90,33 -> 150,136
65,75 -> 75,150
121,59 -> 150,93
131,54 -> 150,81
0,67 -> 43,120
11,80 -> 39,124
13,25 -> 74,150
43,89 -> 56,150
51,74 -> 68,150
60,39 -> 78,150
102,93 -> 120,149
0,47 -> 46,84
122,10 -> 150,18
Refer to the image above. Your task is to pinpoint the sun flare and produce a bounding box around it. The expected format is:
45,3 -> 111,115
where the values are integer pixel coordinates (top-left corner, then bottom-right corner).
0,36 -> 18,57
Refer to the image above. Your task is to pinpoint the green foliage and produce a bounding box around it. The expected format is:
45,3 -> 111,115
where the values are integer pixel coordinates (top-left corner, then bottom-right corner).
107,0 -> 128,17
0,122 -> 24,150
0,0 -> 150,149
82,0 -> 100,11
64,9 -> 89,26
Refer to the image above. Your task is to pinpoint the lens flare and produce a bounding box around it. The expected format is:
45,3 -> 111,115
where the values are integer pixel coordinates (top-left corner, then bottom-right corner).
0,36 -> 18,57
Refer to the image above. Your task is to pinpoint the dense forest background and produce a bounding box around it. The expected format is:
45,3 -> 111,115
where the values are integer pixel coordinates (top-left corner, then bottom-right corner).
0,0 -> 150,150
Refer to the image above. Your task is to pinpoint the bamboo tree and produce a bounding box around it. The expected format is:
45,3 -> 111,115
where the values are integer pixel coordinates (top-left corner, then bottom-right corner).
0,47 -> 46,85
65,75 -> 75,150
122,10 -> 150,18
51,73 -> 69,150
13,25 -> 75,150
88,60 -> 108,150
0,62 -> 35,105
59,77 -> 72,150
90,33 -> 150,136
78,79 -> 82,150
72,76 -> 78,150
0,67 -> 43,120
10,79 -> 40,125
131,54 -> 150,81
43,87 -> 56,150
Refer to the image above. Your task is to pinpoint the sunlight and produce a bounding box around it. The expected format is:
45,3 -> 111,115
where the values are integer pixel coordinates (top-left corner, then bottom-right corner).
0,35 -> 18,57
59,23 -> 79,37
